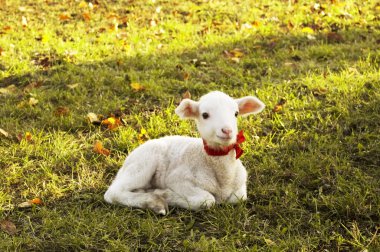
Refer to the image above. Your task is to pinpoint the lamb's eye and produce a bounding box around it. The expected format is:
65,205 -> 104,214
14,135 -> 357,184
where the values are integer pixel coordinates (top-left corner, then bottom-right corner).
202,112 -> 209,119
235,111 -> 239,117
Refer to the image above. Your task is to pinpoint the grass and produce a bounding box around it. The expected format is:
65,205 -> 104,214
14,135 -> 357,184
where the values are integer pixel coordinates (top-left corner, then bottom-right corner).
1,0 -> 379,250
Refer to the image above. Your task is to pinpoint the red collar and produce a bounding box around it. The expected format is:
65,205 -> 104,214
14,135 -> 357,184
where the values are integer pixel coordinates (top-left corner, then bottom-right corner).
203,130 -> 245,159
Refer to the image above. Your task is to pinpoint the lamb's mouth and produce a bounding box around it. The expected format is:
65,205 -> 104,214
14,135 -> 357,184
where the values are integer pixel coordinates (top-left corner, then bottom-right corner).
216,135 -> 233,141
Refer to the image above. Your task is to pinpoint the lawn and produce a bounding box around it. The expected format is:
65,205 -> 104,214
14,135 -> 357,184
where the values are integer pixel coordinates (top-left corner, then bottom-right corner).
1,0 -> 379,250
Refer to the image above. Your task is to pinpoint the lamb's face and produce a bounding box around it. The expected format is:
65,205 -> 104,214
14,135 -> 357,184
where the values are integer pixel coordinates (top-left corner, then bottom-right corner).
175,91 -> 265,148
196,93 -> 239,147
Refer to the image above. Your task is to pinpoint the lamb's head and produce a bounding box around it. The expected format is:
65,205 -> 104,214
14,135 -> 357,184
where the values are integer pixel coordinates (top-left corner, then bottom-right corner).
175,91 -> 265,148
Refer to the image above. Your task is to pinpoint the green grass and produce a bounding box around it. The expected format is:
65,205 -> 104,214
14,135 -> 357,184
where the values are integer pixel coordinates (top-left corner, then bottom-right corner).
1,0 -> 379,250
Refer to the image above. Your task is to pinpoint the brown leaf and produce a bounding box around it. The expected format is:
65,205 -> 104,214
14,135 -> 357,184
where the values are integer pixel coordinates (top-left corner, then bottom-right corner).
82,12 -> 91,22
24,81 -> 43,92
93,141 -> 110,156
327,32 -> 344,43
183,72 -> 190,81
17,132 -> 32,142
59,13 -> 71,21
54,106 -> 70,117
0,220 -> 17,235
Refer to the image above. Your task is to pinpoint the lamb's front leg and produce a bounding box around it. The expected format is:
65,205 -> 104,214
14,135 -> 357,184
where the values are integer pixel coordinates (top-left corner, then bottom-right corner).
227,184 -> 247,204
155,182 -> 216,210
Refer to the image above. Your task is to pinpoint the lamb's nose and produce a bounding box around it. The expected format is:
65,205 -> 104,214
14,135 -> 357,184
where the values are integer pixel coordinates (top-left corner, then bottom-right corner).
221,127 -> 232,136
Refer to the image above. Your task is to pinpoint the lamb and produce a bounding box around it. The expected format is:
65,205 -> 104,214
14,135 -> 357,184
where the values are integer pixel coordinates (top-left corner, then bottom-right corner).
104,91 -> 265,215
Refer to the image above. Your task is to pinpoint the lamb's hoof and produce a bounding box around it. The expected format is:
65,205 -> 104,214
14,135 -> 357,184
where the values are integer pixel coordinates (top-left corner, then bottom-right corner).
148,195 -> 169,215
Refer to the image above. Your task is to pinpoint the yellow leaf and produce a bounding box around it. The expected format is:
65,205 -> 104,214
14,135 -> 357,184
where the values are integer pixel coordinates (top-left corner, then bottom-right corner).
301,27 -> 314,34
25,132 -> 32,142
138,128 -> 148,144
264,238 -> 275,246
78,1 -> 87,8
130,82 -> 145,91
67,83 -> 80,89
28,97 -> 38,106
101,116 -> 122,130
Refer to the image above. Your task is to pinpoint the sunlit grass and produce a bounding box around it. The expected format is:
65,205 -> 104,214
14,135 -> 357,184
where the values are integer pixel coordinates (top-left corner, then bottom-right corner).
1,0 -> 379,250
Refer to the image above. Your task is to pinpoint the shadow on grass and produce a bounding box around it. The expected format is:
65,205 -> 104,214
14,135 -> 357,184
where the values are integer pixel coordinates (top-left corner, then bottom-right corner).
1,27 -> 379,250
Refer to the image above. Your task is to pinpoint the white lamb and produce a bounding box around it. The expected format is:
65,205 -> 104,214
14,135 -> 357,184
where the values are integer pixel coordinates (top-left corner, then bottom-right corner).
104,91 -> 265,214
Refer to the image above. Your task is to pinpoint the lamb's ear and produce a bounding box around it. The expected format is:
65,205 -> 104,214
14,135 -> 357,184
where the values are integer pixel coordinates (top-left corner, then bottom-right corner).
175,99 -> 200,119
235,96 -> 265,116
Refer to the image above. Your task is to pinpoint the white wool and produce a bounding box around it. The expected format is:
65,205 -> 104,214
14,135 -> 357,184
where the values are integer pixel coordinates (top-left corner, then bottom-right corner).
104,91 -> 265,214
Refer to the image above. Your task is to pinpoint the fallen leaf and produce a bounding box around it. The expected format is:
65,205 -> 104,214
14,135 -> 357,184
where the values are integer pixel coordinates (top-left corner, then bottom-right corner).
21,16 -> 28,27
273,98 -> 287,113
101,116 -> 122,130
301,27 -> 314,34
224,48 -> 245,63
82,12 -> 91,21
138,128 -> 148,144
59,13 -> 71,21
24,81 -> 43,92
93,141 -> 110,156
87,112 -> 101,124
54,106 -> 70,117
25,132 -> 32,141
272,104 -> 283,113
252,20 -> 261,27
0,128 -> 10,138
224,48 -> 245,58
28,97 -> 39,106
183,72 -> 190,81
0,84 -> 18,95
0,47 -> 3,56
30,198 -> 43,205
130,82 -> 145,91
182,90 -> 191,99
78,1 -> 87,8
67,83 -> 80,89
327,32 -> 343,43
3,26 -> 12,32
312,87 -> 328,96
18,201 -> 33,208
17,132 -> 32,142
0,220 -> 17,235
264,238 -> 275,246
